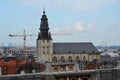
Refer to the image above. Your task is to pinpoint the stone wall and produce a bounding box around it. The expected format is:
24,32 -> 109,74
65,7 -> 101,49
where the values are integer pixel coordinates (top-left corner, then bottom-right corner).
96,69 -> 120,80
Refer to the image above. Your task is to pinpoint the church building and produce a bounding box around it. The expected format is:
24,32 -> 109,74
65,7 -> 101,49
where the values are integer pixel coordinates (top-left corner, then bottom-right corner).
36,10 -> 100,63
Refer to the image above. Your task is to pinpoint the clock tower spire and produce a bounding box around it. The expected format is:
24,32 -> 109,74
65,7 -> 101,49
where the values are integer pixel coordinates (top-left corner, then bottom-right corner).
37,9 -> 52,40
37,10 -> 53,63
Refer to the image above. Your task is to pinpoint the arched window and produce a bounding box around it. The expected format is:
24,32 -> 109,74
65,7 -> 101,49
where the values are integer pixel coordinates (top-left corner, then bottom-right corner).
53,66 -> 59,71
61,56 -> 65,62
52,56 -> 57,62
76,56 -> 80,62
60,65 -> 66,71
83,56 -> 86,61
68,56 -> 72,62
68,65 -> 74,71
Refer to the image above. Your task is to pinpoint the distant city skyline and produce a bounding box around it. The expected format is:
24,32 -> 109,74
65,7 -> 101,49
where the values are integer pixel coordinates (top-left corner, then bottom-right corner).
0,0 -> 120,46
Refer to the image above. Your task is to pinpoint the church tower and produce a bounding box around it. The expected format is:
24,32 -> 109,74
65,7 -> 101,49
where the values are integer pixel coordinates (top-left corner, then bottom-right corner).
37,10 -> 53,63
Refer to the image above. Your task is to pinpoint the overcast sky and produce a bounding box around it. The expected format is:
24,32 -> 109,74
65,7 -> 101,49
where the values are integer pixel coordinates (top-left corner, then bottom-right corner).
0,0 -> 120,46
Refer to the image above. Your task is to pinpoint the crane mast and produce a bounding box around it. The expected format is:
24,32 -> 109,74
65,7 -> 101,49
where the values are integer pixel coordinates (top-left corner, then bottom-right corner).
23,30 -> 27,59
9,30 -> 33,59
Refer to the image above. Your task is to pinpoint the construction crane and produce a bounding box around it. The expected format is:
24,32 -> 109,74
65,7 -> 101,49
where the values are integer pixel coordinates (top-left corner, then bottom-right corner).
9,30 -> 35,59
9,30 -> 72,59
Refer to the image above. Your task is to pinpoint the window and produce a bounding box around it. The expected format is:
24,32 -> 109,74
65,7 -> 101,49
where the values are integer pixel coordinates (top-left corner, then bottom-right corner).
53,66 -> 59,71
61,56 -> 65,62
53,51 -> 56,54
60,65 -> 66,71
52,57 -> 57,62
83,51 -> 85,53
92,51 -> 95,53
68,65 -> 74,71
43,47 -> 45,54
47,40 -> 49,43
43,40 -> 45,42
68,56 -> 72,62
43,47 -> 45,52
83,56 -> 86,61
76,56 -> 80,62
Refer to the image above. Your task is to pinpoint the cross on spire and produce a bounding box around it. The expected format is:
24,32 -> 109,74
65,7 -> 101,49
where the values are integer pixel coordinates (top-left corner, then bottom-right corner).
43,7 -> 45,15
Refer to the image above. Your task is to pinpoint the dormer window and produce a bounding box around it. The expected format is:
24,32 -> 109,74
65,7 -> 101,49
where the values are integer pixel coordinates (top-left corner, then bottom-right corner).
83,51 -> 85,53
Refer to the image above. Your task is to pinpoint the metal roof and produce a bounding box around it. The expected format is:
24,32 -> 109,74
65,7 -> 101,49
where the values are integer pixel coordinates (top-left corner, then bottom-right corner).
53,42 -> 99,54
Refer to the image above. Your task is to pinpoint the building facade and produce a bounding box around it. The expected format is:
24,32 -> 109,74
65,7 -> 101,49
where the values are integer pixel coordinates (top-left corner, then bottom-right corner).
36,10 -> 100,63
